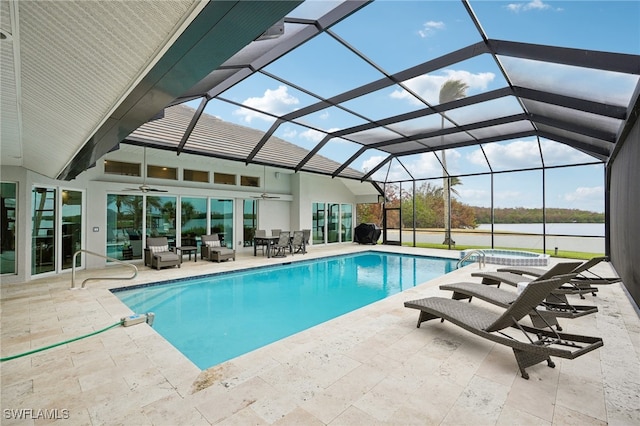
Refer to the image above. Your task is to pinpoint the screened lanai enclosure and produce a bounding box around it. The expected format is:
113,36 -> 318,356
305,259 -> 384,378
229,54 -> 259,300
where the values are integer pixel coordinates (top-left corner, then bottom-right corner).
106,0 -> 638,257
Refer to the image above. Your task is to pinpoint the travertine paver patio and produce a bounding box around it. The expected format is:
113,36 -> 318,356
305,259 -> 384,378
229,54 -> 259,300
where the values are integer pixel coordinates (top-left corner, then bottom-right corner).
1,245 -> 639,425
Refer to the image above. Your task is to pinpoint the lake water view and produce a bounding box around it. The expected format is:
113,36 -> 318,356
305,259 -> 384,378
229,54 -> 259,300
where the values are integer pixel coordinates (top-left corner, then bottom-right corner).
476,223 -> 605,237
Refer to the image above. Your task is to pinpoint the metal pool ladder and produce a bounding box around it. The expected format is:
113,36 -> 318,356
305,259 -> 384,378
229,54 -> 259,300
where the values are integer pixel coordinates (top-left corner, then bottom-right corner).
71,249 -> 138,289
456,249 -> 486,269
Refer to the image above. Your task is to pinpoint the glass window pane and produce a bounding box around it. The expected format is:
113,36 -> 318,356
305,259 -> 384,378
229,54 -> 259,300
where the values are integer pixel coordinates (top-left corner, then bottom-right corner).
240,175 -> 260,188
210,199 -> 233,248
312,203 -> 325,245
341,204 -> 353,242
327,203 -> 340,243
243,200 -> 257,247
106,194 -> 143,261
181,197 -> 207,246
104,160 -> 140,176
183,169 -> 209,183
147,196 -> 177,248
147,165 -> 177,180
32,187 -> 56,274
61,190 -> 82,270
214,172 -> 236,185
1,182 -> 17,275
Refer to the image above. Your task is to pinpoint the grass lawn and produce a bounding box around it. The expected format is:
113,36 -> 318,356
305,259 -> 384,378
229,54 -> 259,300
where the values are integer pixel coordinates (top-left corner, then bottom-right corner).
405,242 -> 603,260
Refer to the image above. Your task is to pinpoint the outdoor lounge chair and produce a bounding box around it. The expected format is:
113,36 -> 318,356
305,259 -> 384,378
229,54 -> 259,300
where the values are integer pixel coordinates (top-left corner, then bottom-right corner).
497,256 -> 621,295
145,237 -> 181,270
272,231 -> 290,258
471,261 -> 598,302
439,273 -> 598,331
200,234 -> 235,262
404,276 -> 604,379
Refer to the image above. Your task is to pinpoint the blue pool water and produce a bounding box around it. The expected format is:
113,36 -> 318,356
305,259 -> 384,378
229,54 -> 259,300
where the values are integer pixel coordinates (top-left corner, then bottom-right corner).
113,251 -> 458,369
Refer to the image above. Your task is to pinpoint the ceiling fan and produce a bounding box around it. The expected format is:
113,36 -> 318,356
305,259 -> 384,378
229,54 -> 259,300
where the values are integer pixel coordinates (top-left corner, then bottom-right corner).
252,165 -> 280,199
123,147 -> 168,193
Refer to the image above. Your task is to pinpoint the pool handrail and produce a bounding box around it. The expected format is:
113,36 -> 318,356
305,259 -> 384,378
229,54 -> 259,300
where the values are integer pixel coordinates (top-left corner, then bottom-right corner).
71,249 -> 138,289
457,249 -> 486,269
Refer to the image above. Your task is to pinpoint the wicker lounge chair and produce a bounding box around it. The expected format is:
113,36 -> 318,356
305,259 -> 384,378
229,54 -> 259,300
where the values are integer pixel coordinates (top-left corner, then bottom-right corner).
145,237 -> 181,270
272,231 -> 290,258
471,261 -> 597,302
440,274 -> 598,331
497,256 -> 621,296
404,276 -> 604,379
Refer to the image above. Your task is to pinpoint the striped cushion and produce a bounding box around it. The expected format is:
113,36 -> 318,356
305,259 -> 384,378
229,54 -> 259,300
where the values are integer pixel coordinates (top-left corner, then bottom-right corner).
205,240 -> 221,247
150,245 -> 169,253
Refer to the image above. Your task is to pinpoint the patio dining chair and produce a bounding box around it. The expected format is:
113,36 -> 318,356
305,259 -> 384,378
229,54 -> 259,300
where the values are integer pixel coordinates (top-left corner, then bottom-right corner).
272,231 -> 290,258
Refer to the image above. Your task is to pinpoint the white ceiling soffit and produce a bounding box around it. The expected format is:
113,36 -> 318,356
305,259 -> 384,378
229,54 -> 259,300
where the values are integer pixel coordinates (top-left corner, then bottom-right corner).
0,0 -> 204,178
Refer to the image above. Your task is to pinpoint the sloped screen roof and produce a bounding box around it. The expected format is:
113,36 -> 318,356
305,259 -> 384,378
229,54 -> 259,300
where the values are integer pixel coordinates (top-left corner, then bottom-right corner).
127,0 -> 640,184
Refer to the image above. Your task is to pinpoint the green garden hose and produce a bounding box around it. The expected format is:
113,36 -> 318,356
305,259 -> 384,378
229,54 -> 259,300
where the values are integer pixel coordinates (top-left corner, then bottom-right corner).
0,319 -> 124,362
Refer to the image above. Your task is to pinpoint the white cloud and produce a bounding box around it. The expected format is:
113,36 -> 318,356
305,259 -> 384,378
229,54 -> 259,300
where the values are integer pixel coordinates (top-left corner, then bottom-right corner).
467,140 -> 540,169
233,85 -> 299,123
563,186 -> 604,203
299,128 -> 325,143
506,0 -> 552,13
362,155 -> 387,174
457,188 -> 491,205
418,20 -> 445,38
390,70 -> 495,105
403,153 -> 444,178
319,111 -> 329,120
281,127 -> 297,139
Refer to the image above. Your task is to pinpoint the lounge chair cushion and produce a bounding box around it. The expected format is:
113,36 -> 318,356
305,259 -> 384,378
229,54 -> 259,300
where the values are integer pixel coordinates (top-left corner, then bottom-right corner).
155,252 -> 179,262
150,244 -> 169,253
204,240 -> 221,247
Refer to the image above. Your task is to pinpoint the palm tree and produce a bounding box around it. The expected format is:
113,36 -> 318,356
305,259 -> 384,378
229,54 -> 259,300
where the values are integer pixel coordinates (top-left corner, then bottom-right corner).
439,79 -> 468,246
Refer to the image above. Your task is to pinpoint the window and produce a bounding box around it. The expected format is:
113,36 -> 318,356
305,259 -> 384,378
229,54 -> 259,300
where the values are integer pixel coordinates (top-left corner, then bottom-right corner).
147,165 -> 177,180
183,169 -> 209,183
214,172 -> 236,185
312,203 -> 325,244
243,199 -> 257,247
32,187 -> 56,274
1,182 -> 17,275
210,199 -> 233,248
107,194 -> 143,261
104,160 -> 140,176
240,175 -> 260,187
61,190 -> 83,270
147,196 -> 177,247
181,197 -> 207,246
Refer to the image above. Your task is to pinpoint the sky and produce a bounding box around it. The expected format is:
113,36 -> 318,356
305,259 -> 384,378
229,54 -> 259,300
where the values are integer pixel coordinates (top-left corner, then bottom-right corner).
187,0 -> 639,213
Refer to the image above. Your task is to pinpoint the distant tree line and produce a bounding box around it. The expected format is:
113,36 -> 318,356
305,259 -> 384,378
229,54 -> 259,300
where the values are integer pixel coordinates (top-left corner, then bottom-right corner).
356,184 -> 604,228
472,207 -> 604,224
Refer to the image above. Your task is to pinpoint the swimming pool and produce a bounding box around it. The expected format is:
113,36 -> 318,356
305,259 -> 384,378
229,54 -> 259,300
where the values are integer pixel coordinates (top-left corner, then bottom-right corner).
113,251 -> 458,369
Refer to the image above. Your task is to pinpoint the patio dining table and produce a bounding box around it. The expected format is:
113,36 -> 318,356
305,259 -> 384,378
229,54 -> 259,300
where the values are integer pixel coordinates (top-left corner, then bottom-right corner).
253,236 -> 280,258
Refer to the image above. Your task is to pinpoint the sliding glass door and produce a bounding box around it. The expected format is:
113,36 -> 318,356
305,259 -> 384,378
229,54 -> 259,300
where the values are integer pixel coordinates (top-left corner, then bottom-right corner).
1,182 -> 17,275
210,199 -> 233,248
61,190 -> 83,270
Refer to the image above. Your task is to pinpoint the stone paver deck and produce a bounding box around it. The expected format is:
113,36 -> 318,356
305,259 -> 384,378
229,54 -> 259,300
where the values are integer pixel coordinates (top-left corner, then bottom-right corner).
1,245 -> 638,425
